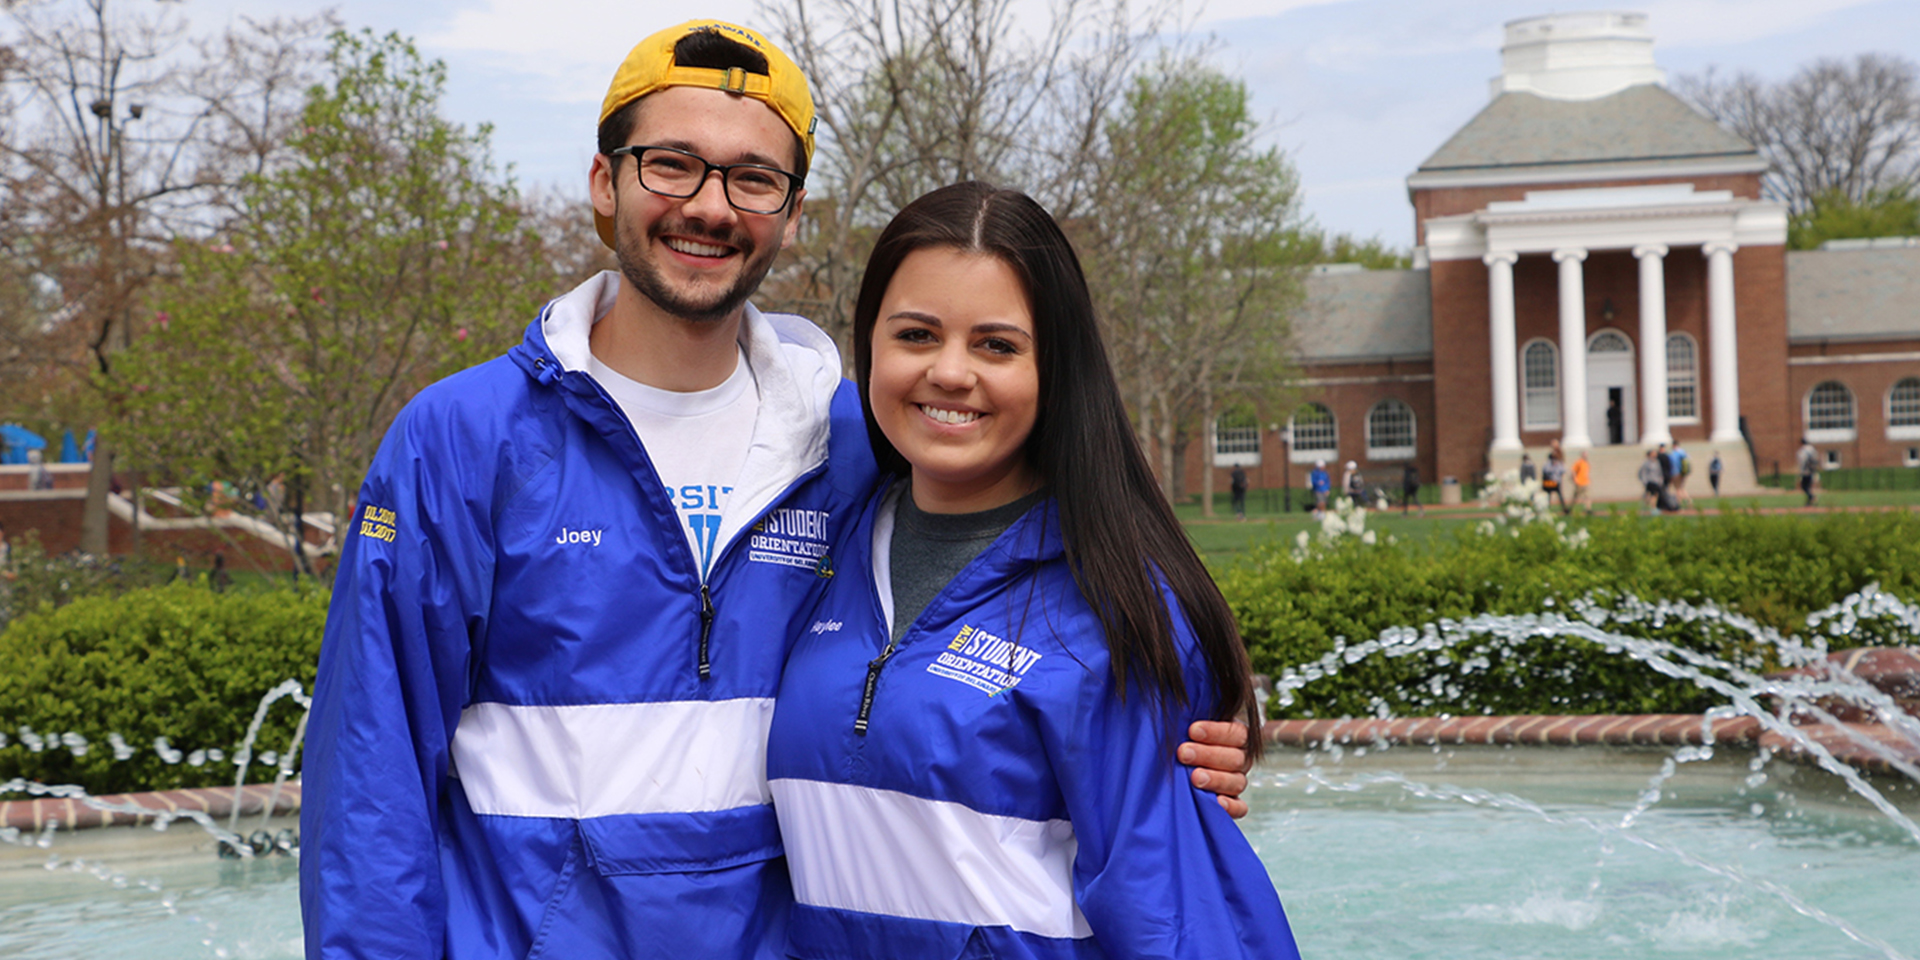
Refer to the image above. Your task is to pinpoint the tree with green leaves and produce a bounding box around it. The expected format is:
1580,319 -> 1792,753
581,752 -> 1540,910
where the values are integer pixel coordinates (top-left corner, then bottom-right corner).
1787,186 -> 1920,249
1313,231 -> 1411,270
113,29 -> 543,574
1080,60 -> 1315,509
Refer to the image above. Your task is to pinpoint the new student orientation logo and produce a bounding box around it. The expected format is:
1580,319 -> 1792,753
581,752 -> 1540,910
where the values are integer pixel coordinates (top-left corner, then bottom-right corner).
748,508 -> 832,573
929,624 -> 1044,697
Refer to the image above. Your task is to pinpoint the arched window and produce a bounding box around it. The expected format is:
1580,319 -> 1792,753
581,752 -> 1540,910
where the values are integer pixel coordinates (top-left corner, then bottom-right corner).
1889,378 -> 1920,440
1522,340 -> 1558,429
1588,330 -> 1631,354
1212,407 -> 1261,466
1805,381 -> 1857,442
1289,402 -> 1336,464
1666,333 -> 1698,422
1366,399 -> 1417,460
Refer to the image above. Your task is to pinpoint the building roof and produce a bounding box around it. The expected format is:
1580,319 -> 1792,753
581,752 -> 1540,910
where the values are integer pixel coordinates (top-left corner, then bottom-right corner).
1296,267 -> 1432,362
1416,85 -> 1755,175
1787,247 -> 1920,343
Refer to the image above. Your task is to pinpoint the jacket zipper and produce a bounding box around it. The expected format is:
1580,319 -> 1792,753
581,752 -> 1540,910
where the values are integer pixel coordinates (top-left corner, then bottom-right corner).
697,583 -> 714,680
547,338 -> 848,689
854,633 -> 902,735
688,460 -> 833,682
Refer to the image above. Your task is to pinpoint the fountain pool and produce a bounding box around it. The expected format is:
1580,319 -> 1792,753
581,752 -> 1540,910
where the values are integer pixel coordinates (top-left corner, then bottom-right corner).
0,815 -> 299,959
1253,744 -> 1919,960
3,746 -> 1914,959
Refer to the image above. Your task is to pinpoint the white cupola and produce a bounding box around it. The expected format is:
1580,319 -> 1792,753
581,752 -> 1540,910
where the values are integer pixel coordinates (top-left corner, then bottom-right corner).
1491,11 -> 1666,101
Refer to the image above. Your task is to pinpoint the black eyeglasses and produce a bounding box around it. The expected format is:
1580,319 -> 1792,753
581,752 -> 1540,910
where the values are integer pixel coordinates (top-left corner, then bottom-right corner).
609,145 -> 803,215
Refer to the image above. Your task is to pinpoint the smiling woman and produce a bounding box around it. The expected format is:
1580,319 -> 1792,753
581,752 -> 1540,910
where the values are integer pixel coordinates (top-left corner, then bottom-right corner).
764,181 -> 1299,959
867,248 -> 1041,513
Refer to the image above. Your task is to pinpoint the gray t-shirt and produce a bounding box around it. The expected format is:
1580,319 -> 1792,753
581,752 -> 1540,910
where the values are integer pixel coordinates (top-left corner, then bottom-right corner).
889,486 -> 1047,642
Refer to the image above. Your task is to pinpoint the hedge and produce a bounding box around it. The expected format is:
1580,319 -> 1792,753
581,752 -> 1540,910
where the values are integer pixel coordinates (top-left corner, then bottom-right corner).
0,583 -> 327,795
1217,510 -> 1920,720
7,509 -> 1918,795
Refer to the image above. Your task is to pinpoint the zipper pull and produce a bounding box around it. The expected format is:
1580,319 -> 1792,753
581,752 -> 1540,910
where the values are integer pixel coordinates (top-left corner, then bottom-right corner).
855,656 -> 884,735
854,635 -> 903,735
698,583 -> 714,680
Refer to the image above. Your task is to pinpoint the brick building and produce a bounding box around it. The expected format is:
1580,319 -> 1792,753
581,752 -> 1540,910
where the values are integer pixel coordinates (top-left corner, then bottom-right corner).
1189,11 -> 1920,502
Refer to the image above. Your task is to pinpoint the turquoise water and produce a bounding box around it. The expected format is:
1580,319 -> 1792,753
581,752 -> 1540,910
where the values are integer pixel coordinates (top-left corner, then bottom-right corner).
0,817 -> 300,959
3,747 -> 1916,959
1254,745 -> 1920,960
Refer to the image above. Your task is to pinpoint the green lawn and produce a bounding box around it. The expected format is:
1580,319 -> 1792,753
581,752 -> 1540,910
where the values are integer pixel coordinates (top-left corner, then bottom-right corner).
1179,488 -> 1920,567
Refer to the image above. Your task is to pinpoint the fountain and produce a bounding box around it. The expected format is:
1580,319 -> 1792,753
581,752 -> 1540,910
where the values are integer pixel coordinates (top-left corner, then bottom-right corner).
1,678 -> 310,958
2,587 -> 1916,958
1253,585 -> 1920,959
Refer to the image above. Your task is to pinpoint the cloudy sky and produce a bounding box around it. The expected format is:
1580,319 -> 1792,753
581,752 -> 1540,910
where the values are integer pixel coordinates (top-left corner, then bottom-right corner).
110,0 -> 1920,248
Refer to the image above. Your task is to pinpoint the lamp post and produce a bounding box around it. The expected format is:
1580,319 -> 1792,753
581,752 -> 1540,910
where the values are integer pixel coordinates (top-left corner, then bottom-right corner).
1279,424 -> 1293,513
79,95 -> 142,556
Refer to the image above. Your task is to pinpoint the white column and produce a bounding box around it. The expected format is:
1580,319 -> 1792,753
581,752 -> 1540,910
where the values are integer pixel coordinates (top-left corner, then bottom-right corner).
1703,241 -> 1742,442
1634,244 -> 1672,446
1553,248 -> 1592,449
1485,251 -> 1522,452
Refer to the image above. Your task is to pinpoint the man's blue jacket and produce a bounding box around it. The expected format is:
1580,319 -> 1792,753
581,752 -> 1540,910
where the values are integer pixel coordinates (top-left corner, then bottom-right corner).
299,273 -> 876,959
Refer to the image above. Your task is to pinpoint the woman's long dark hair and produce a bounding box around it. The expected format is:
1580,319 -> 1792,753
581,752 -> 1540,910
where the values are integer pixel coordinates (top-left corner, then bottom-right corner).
852,181 -> 1261,753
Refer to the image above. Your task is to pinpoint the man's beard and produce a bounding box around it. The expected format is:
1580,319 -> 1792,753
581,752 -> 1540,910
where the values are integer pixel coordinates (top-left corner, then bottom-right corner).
615,211 -> 778,325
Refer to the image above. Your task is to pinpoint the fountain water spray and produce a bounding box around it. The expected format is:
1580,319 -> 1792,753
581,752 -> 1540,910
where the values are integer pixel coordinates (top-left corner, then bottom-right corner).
1266,585 -> 1919,957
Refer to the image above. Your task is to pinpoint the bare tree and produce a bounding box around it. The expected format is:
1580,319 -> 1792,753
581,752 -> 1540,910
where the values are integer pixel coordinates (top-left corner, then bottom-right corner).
186,12 -> 341,222
3,0 -> 196,553
1676,53 -> 1920,213
754,0 -> 1183,354
0,0 -> 329,553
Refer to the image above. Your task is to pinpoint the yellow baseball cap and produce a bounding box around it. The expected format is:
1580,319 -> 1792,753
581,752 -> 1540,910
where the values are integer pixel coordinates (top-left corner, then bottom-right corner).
596,20 -> 816,248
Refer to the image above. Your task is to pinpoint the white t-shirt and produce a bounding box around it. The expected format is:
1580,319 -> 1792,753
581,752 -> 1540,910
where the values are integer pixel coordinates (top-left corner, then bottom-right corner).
589,350 -> 758,578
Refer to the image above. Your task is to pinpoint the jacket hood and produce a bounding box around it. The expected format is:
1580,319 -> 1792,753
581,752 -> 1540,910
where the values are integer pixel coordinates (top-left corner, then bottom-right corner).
512,271 -> 847,553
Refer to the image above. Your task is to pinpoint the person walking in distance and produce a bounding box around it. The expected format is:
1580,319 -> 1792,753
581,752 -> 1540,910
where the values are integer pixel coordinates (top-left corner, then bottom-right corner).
1541,450 -> 1567,512
1568,449 -> 1593,515
1230,464 -> 1249,520
1308,459 -> 1331,516
1797,438 -> 1820,507
1708,451 -> 1723,497
1639,448 -> 1664,515
1342,460 -> 1365,505
1670,442 -> 1693,510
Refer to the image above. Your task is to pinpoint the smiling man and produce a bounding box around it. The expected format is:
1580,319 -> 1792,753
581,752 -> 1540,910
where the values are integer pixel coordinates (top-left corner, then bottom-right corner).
298,20 -> 1249,960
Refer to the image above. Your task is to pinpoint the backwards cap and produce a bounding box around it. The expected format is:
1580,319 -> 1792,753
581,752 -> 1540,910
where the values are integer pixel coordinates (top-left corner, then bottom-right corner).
596,20 -> 816,248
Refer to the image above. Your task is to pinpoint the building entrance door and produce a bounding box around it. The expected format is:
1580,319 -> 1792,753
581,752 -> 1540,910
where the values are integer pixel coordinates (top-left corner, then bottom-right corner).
1586,330 -> 1636,446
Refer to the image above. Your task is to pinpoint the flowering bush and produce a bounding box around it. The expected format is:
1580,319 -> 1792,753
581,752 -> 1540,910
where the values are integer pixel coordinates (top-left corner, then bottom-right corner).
1475,469 -> 1590,548
1292,496 -> 1389,558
